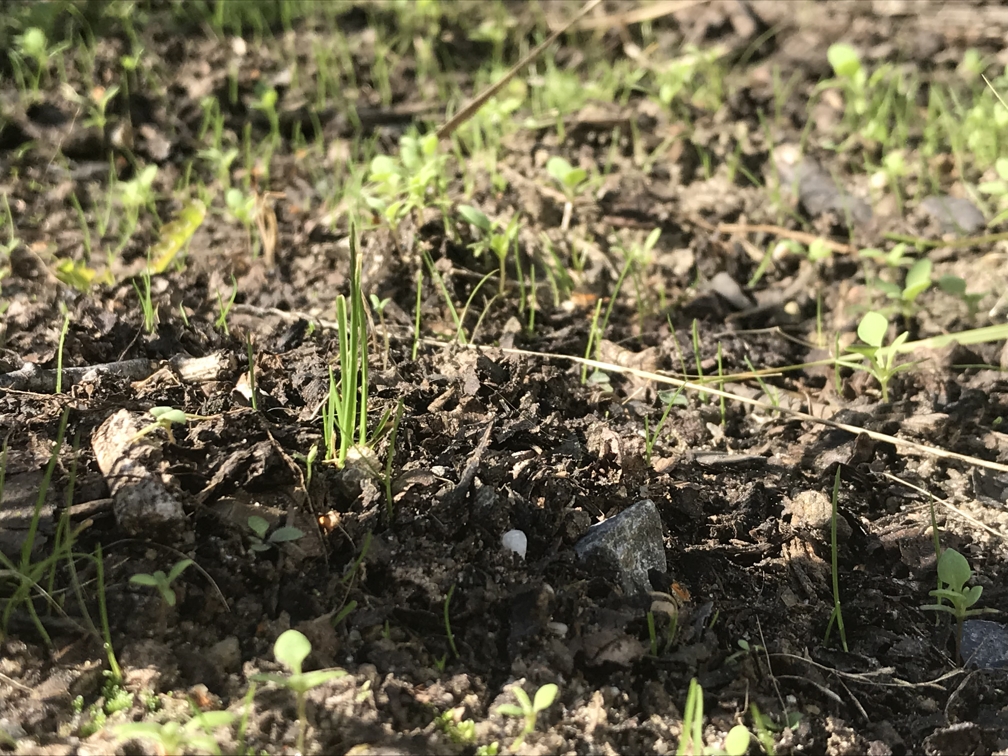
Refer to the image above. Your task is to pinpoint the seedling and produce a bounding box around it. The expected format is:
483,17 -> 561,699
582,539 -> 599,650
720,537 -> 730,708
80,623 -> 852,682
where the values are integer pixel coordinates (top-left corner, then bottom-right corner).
823,467 -> 848,652
922,547 -> 997,662
215,277 -> 239,335
113,710 -> 236,756
148,199 -> 206,273
497,682 -> 558,750
129,406 -> 209,445
938,275 -> 987,319
870,256 -> 932,318
133,265 -> 158,334
10,27 -> 67,94
859,242 -> 912,269
978,157 -> 1008,224
546,156 -> 587,230
457,204 -> 520,295
845,311 -> 915,402
129,558 -> 194,607
251,629 -> 346,754
247,516 -> 304,553
677,678 -> 751,756
443,584 -> 460,660
644,386 -> 687,464
365,131 -> 448,226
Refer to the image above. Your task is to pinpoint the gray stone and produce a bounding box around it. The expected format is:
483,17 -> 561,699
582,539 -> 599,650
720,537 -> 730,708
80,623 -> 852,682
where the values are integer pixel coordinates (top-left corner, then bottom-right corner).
961,619 -> 1008,669
920,196 -> 985,236
574,499 -> 666,598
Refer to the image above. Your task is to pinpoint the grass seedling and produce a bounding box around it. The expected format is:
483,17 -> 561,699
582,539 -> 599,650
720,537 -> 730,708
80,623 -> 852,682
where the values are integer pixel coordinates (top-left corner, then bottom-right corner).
215,276 -> 239,336
444,584 -> 460,660
823,467 -> 848,652
546,156 -> 588,231
55,303 -> 70,394
384,399 -> 404,520
246,337 -> 258,411
322,226 -> 371,466
644,386 -> 686,463
0,409 -> 69,644
247,516 -> 304,554
691,319 -> 708,401
133,266 -> 157,334
129,559 -> 194,607
251,629 -> 346,754
113,710 -> 236,756
922,547 -> 997,662
497,682 -> 558,751
677,678 -> 751,756
412,269 -> 423,360
846,311 -> 915,402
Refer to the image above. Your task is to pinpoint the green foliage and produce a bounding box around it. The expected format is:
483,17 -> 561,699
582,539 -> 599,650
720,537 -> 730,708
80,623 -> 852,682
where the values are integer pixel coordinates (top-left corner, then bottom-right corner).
251,629 -> 346,754
846,311 -> 915,402
457,205 -> 520,294
545,157 -> 588,201
365,132 -> 448,224
247,516 -> 304,553
129,559 -> 194,607
922,548 -> 996,661
871,256 -> 932,316
497,682 -> 558,751
677,678 -> 751,756
937,275 -> 986,318
113,710 -> 235,756
148,199 -> 206,273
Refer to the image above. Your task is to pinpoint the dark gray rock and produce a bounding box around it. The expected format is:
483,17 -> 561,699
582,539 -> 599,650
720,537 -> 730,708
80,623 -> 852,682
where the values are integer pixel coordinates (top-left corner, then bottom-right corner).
961,619 -> 1008,669
574,499 -> 666,599
919,196 -> 985,236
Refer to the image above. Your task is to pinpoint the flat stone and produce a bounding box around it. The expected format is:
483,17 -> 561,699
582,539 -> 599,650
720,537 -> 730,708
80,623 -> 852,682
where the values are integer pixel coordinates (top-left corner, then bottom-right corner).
920,196 -> 985,236
961,619 -> 1008,669
574,499 -> 666,599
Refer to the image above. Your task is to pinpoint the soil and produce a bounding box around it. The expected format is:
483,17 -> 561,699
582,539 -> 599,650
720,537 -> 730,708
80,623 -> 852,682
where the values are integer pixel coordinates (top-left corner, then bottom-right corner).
3,1 -> 1008,754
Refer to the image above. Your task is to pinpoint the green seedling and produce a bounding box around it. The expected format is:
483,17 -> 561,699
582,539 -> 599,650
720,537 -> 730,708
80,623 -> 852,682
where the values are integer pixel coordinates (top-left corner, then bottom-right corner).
247,516 -> 304,553
497,682 -> 558,751
55,304 -> 70,394
978,157 -> 1008,224
251,85 -> 280,143
116,165 -> 159,248
322,227 -> 373,467
11,27 -> 67,94
199,146 -> 239,189
113,710 -> 235,756
937,275 -> 986,318
644,386 -> 687,464
53,257 -> 113,291
443,584 -> 460,660
215,277 -> 239,335
437,708 -> 477,745
846,311 -> 915,402
148,199 -> 206,273
823,467 -> 848,652
870,256 -> 932,317
251,629 -> 346,754
677,678 -> 751,756
129,406 -> 190,444
546,156 -> 587,231
922,547 -> 997,662
365,131 -> 448,226
457,205 -> 520,295
129,558 -> 194,607
859,242 -> 912,269
133,265 -> 157,334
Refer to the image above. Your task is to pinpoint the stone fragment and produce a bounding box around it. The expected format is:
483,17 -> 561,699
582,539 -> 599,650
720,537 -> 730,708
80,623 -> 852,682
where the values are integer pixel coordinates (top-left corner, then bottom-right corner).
91,409 -> 188,540
920,196 -> 985,236
574,499 -> 666,598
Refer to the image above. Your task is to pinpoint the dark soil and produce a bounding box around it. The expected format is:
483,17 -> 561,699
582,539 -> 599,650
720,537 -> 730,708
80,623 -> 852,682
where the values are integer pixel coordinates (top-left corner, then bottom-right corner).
3,2 -> 1008,755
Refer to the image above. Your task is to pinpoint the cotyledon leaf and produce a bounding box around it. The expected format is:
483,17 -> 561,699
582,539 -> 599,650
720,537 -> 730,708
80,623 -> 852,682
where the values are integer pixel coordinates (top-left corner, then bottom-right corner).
149,199 -> 206,273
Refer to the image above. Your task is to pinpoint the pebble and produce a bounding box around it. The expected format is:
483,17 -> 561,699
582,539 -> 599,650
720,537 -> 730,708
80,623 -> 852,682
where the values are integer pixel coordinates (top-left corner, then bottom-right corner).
574,499 -> 667,599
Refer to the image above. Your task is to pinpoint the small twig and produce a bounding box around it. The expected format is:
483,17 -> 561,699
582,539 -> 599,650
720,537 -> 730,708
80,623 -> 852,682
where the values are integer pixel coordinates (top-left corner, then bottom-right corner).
435,0 -> 603,142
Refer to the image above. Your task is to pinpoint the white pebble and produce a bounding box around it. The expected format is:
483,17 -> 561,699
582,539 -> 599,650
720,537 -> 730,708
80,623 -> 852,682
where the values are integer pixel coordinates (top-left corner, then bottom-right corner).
501,529 -> 527,559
